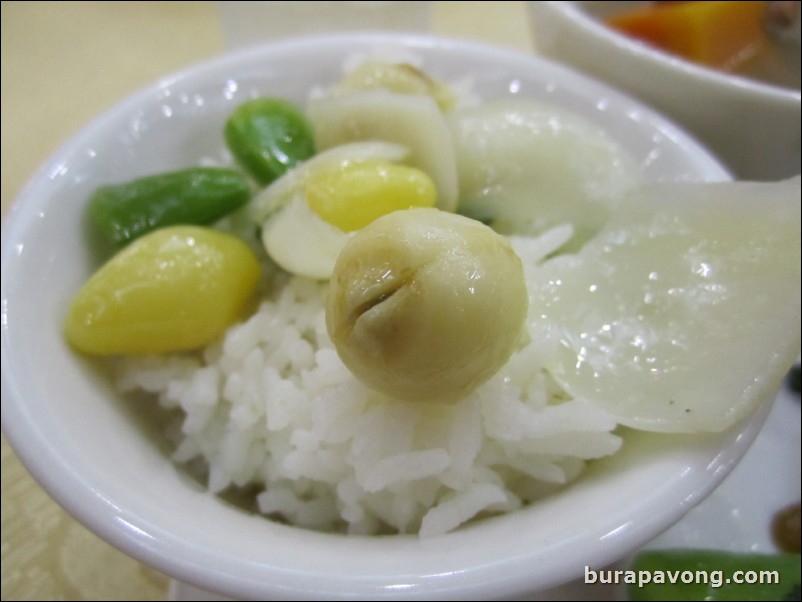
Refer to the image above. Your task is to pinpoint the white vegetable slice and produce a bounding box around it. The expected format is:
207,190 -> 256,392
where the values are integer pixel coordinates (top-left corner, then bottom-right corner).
449,99 -> 640,250
261,193 -> 351,280
533,178 -> 801,433
249,141 -> 409,224
308,90 -> 459,211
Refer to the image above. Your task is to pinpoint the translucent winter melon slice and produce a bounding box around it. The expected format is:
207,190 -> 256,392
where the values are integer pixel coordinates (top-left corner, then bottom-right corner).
532,178 -> 801,433
449,99 -> 640,251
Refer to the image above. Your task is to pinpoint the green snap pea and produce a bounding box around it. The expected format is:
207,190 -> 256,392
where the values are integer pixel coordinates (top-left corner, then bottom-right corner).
89,167 -> 251,246
224,98 -> 315,186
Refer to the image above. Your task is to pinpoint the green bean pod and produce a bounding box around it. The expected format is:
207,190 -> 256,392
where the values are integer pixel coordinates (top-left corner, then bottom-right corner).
224,98 -> 316,186
89,167 -> 251,246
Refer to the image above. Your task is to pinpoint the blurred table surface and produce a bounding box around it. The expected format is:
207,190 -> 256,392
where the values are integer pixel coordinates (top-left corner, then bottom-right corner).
1,2 -> 534,599
2,3 -> 800,601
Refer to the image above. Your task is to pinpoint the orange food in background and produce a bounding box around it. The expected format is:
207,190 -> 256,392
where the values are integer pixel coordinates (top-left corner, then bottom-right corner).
606,1 -> 769,71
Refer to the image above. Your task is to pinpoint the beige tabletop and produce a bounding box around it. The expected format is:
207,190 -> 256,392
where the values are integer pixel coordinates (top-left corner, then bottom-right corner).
1,2 -> 534,599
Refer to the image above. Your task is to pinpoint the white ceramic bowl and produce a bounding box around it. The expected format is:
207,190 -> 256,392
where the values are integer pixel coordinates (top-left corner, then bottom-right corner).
2,34 -> 773,600
528,1 -> 802,181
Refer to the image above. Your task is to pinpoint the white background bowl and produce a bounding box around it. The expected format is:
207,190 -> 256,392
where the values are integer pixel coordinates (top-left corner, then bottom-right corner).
529,1 -> 801,181
2,33 -> 772,600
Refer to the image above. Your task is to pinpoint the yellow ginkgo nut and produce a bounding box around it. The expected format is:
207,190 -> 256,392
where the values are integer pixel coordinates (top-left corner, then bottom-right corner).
65,226 -> 260,355
305,161 -> 437,232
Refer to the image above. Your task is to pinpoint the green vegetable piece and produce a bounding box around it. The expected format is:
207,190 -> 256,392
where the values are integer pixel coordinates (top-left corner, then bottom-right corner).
628,549 -> 801,601
224,98 -> 316,186
89,167 -> 250,246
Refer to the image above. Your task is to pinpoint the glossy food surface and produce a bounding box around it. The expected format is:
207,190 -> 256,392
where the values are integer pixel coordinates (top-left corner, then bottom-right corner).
65,226 -> 260,354
327,208 -> 529,401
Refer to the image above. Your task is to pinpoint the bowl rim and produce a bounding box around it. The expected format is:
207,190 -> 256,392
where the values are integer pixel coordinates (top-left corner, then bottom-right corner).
536,0 -> 802,104
2,31 -> 760,601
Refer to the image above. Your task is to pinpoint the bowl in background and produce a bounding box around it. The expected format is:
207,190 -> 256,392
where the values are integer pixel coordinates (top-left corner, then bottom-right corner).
528,1 -> 801,181
2,33 -> 775,600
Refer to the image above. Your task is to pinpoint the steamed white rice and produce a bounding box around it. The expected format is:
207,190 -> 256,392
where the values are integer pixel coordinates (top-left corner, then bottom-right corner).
113,224 -> 622,537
